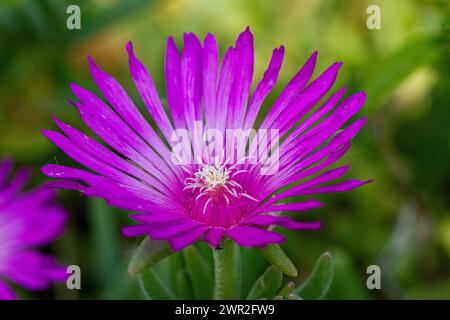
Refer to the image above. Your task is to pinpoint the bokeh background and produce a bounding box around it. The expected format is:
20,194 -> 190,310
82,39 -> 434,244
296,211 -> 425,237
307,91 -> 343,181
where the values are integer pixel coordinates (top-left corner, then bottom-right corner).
0,0 -> 449,299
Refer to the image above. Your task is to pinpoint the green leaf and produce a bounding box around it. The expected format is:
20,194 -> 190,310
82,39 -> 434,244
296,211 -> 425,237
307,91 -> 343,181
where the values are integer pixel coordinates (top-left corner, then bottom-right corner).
240,248 -> 267,298
363,36 -> 438,114
88,198 -> 121,289
277,281 -> 295,299
295,252 -> 334,300
325,249 -> 370,299
183,245 -> 213,299
247,266 -> 283,300
287,293 -> 303,300
128,237 -> 174,275
168,253 -> 192,298
138,267 -> 177,300
174,269 -> 191,299
258,244 -> 298,277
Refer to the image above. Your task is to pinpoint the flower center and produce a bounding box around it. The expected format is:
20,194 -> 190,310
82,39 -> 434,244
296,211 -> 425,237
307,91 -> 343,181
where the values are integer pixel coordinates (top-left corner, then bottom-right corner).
183,164 -> 257,215
195,164 -> 230,190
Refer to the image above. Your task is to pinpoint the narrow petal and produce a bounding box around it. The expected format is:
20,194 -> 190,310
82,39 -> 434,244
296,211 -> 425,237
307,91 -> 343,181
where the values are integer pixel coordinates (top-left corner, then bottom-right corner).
202,33 -> 219,127
121,225 -> 148,237
0,158 -> 13,187
259,51 -> 317,130
277,219 -> 321,230
267,166 -> 351,205
126,42 -> 174,141
227,27 -> 254,129
147,220 -> 199,240
3,252 -> 66,290
181,33 -> 203,131
0,280 -> 15,300
42,130 -> 143,188
42,164 -> 178,212
241,215 -> 321,231
87,56 -> 170,152
203,227 -> 224,248
273,62 -> 343,136
241,215 -> 287,226
67,89 -> 182,186
215,47 -> 237,132
169,224 -> 208,251
269,141 -> 351,193
52,116 -> 172,194
225,226 -> 285,247
244,46 -> 284,130
297,179 -> 372,196
281,86 -> 346,149
165,36 -> 185,129
256,199 -> 324,213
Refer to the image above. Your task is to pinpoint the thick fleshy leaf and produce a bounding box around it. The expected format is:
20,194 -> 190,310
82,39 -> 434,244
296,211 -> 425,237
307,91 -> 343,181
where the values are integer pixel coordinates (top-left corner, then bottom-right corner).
246,266 -> 283,300
128,237 -> 174,275
294,252 -> 334,300
258,244 -> 297,277
277,281 -> 295,299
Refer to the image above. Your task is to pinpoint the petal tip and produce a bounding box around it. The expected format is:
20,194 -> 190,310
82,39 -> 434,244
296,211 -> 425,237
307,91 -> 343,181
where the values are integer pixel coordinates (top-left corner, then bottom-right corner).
125,41 -> 133,53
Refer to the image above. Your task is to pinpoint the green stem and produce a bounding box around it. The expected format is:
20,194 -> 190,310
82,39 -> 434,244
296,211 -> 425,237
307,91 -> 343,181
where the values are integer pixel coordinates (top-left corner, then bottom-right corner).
213,239 -> 238,299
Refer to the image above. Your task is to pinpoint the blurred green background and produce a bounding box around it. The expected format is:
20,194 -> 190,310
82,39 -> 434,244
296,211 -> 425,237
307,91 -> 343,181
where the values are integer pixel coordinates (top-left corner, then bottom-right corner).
0,0 -> 449,299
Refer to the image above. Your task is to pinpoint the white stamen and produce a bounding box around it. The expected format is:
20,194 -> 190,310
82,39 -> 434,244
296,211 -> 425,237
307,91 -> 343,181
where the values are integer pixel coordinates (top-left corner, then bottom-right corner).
239,193 -> 259,202
183,163 -> 258,212
224,194 -> 230,205
203,198 -> 212,215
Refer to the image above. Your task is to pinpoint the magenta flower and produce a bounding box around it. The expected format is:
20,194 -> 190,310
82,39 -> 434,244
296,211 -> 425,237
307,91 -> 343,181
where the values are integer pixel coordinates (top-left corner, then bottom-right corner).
0,159 -> 67,300
42,27 -> 369,252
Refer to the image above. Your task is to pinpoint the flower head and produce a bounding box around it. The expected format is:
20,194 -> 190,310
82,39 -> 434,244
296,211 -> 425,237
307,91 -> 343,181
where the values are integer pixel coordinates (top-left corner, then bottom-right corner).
0,158 -> 67,300
42,28 -> 370,251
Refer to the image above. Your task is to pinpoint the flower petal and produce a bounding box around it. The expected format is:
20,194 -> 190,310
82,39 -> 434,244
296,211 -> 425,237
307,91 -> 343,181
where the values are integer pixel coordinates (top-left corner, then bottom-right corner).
202,33 -> 219,128
227,27 -> 254,129
225,226 -> 285,247
203,227 -> 224,248
244,45 -> 284,130
0,280 -> 16,300
168,224 -> 208,251
256,199 -> 324,213
259,51 -> 317,130
165,36 -> 185,129
126,42 -> 174,141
